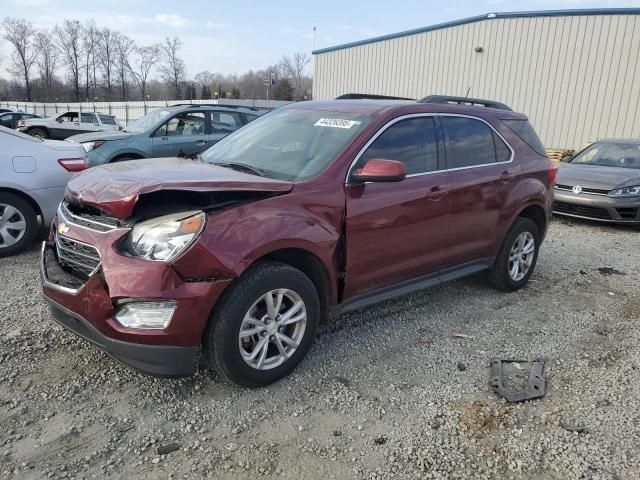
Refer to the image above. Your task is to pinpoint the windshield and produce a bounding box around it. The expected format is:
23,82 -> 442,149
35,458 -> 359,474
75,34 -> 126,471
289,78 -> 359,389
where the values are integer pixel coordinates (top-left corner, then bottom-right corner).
200,108 -> 371,181
571,142 -> 640,169
124,109 -> 172,133
0,124 -> 42,142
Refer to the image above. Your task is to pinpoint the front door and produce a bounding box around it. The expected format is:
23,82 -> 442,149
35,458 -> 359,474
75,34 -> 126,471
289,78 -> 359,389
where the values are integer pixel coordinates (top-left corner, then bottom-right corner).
439,115 -> 517,267
151,111 -> 208,157
343,115 -> 451,299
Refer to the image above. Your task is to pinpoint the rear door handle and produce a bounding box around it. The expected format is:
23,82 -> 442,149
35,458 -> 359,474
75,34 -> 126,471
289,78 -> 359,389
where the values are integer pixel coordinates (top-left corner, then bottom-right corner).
500,171 -> 515,183
426,186 -> 448,201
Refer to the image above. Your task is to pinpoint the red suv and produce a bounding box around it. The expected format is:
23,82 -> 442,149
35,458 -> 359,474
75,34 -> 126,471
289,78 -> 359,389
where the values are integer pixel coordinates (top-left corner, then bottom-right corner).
40,96 -> 554,387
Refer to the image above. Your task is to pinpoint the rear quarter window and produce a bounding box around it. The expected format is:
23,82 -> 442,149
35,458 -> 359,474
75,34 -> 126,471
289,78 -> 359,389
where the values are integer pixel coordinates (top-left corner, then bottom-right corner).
98,115 -> 117,125
502,119 -> 546,156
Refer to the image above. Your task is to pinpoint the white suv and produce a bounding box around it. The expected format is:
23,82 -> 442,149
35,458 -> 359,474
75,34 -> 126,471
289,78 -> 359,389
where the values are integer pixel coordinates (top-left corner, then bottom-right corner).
18,111 -> 121,140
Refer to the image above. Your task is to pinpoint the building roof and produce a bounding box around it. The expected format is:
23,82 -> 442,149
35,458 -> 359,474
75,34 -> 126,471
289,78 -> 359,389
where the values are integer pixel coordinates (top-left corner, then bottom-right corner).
312,8 -> 640,55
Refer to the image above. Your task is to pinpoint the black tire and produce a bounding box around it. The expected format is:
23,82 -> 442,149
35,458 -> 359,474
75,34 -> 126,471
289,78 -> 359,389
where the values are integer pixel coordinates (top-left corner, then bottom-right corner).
489,217 -> 540,292
0,193 -> 39,257
203,261 -> 320,388
29,128 -> 48,139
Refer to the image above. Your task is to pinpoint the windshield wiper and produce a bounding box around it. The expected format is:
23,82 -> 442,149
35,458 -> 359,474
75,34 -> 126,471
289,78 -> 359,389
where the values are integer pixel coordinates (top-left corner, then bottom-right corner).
213,162 -> 267,177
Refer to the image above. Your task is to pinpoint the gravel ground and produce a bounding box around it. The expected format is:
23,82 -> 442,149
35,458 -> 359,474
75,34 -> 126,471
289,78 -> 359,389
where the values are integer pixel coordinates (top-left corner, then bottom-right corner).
1,218 -> 639,480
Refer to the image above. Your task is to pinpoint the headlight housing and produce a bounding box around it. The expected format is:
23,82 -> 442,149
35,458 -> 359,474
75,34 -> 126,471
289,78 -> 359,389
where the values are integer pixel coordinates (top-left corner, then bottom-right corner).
120,211 -> 205,262
609,185 -> 640,197
81,140 -> 105,152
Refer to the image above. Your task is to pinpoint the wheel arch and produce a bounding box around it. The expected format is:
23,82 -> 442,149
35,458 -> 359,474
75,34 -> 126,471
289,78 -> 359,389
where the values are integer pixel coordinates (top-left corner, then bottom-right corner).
249,247 -> 332,323
110,151 -> 146,163
0,187 -> 44,225
515,203 -> 548,239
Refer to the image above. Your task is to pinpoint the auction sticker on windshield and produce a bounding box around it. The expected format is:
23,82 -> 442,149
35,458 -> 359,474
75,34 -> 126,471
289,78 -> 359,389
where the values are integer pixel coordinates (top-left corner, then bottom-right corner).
314,118 -> 361,129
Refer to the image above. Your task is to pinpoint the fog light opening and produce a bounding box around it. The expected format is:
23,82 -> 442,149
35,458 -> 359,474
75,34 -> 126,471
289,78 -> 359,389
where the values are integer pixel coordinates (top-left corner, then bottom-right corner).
114,302 -> 176,330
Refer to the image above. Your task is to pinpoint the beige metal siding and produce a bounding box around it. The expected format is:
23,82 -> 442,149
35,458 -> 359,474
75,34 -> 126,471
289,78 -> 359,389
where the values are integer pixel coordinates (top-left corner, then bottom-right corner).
313,14 -> 640,149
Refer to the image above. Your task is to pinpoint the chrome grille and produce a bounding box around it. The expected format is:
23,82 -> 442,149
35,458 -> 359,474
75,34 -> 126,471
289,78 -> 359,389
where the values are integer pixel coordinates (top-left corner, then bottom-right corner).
55,234 -> 101,278
60,200 -> 122,232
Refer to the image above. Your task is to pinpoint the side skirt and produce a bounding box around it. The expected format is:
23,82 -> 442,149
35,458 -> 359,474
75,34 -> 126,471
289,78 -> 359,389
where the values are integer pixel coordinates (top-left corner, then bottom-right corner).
332,257 -> 495,315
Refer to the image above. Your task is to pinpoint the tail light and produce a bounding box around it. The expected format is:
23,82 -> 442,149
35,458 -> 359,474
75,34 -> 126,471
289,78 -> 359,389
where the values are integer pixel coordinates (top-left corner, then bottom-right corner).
17,119 -> 26,127
58,157 -> 89,172
548,162 -> 558,187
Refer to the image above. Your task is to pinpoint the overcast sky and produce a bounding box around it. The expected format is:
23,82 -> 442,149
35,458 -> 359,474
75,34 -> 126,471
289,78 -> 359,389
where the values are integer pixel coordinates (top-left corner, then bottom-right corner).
2,0 -> 640,79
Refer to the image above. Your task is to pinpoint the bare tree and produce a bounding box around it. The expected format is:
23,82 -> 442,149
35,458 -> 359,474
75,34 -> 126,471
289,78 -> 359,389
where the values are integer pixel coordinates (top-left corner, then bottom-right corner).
159,36 -> 185,99
82,21 -> 98,101
96,27 -> 116,100
114,32 -> 134,101
55,19 -> 83,101
127,44 -> 160,100
280,52 -> 311,100
2,18 -> 38,101
34,31 -> 59,101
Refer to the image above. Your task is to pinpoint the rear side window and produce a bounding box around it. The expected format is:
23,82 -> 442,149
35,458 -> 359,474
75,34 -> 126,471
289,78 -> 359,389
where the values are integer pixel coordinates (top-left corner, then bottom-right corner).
442,117 -> 497,168
80,113 -> 95,123
360,117 -> 438,175
98,114 -> 117,125
502,119 -> 546,156
211,111 -> 241,133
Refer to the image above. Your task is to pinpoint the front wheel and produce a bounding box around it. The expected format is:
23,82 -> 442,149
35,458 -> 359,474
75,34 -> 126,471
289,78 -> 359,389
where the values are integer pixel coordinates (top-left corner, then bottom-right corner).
203,261 -> 320,387
489,217 -> 540,291
0,193 -> 39,257
29,128 -> 48,140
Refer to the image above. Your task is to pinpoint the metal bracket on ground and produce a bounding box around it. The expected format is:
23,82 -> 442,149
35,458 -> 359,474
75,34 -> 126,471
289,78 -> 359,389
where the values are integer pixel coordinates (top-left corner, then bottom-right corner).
490,358 -> 546,402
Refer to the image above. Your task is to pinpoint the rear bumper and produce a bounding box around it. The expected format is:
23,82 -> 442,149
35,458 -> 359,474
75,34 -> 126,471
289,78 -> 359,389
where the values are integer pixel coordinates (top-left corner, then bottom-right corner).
46,297 -> 198,377
553,189 -> 640,224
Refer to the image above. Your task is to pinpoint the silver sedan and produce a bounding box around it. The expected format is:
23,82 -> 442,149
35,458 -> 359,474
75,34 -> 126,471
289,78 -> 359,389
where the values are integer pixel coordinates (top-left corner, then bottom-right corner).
0,126 -> 88,256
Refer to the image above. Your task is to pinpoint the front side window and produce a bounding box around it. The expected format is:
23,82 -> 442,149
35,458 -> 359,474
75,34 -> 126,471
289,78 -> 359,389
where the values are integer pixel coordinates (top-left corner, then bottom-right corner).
358,117 -> 438,175
157,112 -> 206,137
442,117 -> 508,168
200,108 -> 371,181
58,112 -> 79,123
570,143 -> 640,169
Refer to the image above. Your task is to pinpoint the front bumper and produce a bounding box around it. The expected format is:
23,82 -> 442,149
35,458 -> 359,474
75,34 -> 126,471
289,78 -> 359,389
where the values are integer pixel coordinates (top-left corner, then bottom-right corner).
40,211 -> 232,376
45,295 -> 198,377
553,189 -> 640,224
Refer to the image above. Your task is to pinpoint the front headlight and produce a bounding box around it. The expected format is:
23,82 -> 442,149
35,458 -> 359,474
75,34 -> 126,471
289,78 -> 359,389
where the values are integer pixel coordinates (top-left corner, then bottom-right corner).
81,140 -> 105,152
120,211 -> 205,262
609,185 -> 640,197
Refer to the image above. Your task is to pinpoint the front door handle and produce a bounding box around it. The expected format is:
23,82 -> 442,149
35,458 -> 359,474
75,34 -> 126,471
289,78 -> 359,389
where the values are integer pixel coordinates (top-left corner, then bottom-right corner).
196,140 -> 207,145
426,186 -> 448,202
500,171 -> 515,183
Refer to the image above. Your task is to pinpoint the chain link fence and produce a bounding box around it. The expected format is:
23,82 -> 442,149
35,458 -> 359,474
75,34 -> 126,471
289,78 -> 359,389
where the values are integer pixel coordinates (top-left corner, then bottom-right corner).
1,99 -> 292,126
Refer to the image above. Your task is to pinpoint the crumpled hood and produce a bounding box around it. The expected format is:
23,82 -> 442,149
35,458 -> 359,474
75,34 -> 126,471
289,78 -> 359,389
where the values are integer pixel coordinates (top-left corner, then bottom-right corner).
67,131 -> 133,143
65,157 -> 293,219
557,163 -> 640,190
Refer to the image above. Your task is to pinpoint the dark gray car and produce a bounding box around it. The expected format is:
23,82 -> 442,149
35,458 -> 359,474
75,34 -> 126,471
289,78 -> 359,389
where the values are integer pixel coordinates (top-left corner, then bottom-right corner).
554,139 -> 640,224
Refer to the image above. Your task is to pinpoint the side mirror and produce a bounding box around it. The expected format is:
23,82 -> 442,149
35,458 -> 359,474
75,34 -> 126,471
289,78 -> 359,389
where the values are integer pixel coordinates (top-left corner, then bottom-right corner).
351,158 -> 406,183
56,118 -> 64,123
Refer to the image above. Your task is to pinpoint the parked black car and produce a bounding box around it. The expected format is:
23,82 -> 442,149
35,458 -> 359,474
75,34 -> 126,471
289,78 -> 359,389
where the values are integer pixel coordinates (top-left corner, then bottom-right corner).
0,111 -> 39,129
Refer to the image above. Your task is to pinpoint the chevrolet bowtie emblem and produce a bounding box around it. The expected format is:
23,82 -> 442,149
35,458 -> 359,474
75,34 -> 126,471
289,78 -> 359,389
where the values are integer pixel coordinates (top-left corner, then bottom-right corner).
57,223 -> 70,235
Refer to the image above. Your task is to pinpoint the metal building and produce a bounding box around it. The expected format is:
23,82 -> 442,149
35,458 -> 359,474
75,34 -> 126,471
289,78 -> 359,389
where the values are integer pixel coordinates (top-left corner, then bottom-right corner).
312,9 -> 640,150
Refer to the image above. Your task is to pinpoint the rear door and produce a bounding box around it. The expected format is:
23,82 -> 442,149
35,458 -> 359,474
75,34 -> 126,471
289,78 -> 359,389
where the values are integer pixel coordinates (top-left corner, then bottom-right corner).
79,113 -> 102,134
440,115 -> 516,267
208,111 -> 243,145
151,111 -> 208,157
343,115 -> 451,298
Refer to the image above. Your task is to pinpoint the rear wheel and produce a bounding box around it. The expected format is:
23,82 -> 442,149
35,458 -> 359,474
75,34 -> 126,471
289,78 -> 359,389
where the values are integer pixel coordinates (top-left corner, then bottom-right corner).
0,193 -> 39,257
489,217 -> 540,291
203,261 -> 320,387
29,128 -> 48,140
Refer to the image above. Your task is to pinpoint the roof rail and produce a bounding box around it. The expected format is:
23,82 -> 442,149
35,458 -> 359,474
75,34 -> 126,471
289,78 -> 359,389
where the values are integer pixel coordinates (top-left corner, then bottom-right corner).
418,95 -> 512,111
168,103 -> 261,111
336,93 -> 415,101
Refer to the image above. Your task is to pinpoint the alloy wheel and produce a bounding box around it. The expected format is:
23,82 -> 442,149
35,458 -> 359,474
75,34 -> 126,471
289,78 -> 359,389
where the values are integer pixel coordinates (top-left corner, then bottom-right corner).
508,231 -> 535,281
238,288 -> 307,370
0,204 -> 27,249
